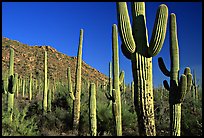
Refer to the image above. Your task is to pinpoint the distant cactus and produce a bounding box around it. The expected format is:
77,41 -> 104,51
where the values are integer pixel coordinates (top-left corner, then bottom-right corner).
116,2 -> 168,136
89,83 -> 97,136
112,24 -> 122,136
192,70 -> 198,102
29,73 -> 32,101
22,79 -> 25,98
47,88 -> 51,112
67,67 -> 75,100
131,81 -> 134,104
43,50 -> 48,114
158,13 -> 192,136
73,29 -> 84,131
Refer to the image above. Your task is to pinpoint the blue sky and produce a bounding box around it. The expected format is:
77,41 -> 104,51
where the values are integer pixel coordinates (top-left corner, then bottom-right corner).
2,2 -> 202,87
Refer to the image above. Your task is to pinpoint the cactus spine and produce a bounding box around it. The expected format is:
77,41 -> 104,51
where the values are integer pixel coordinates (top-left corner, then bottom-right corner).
158,13 -> 192,136
43,50 -> 48,114
29,73 -> 32,101
116,2 -> 168,136
73,29 -> 83,130
112,24 -> 122,136
89,83 -> 97,136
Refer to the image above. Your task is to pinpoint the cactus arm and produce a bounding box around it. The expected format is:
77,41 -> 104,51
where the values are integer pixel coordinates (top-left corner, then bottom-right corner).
178,74 -> 187,102
116,2 -> 136,54
119,70 -> 124,85
163,80 -> 170,91
170,13 -> 179,79
121,43 -> 132,60
158,57 -> 170,77
148,4 -> 168,57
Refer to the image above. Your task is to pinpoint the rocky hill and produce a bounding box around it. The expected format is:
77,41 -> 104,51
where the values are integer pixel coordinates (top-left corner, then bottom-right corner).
2,37 -> 108,86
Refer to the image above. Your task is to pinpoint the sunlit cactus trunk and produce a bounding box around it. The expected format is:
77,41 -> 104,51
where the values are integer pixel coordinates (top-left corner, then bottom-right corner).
116,2 -> 168,136
68,67 -> 75,100
43,50 -> 48,114
22,79 -> 25,97
73,29 -> 84,131
89,83 -> 97,136
158,14 -> 192,136
112,24 -> 122,136
29,73 -> 32,101
7,48 -> 17,122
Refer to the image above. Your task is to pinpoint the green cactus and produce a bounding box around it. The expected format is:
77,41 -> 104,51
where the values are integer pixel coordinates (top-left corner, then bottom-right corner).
73,29 -> 83,131
112,24 -> 122,136
22,79 -> 25,98
116,2 -> 168,136
131,81 -> 134,105
192,70 -> 198,102
89,83 -> 97,136
158,13 -> 192,136
7,48 -> 17,122
16,74 -> 19,98
43,50 -> 48,114
108,62 -> 113,105
68,67 -> 75,100
47,79 -> 52,112
29,73 -> 32,101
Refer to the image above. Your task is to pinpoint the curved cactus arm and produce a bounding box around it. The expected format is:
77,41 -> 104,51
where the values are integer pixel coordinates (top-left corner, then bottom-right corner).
178,74 -> 187,102
105,91 -> 115,102
158,57 -> 170,77
116,2 -> 136,54
163,80 -> 170,91
148,4 -> 168,57
121,43 -> 132,60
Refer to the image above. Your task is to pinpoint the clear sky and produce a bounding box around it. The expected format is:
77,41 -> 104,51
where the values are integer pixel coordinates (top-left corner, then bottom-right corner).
2,2 -> 202,87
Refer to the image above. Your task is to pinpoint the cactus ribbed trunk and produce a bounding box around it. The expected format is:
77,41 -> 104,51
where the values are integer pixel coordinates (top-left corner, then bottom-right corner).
89,83 -> 97,136
112,24 -> 122,136
117,2 -> 168,136
29,73 -> 32,101
68,67 -> 75,100
22,79 -> 25,97
73,29 -> 83,131
7,48 -> 15,122
43,51 -> 48,114
158,14 -> 192,136
109,62 -> 112,104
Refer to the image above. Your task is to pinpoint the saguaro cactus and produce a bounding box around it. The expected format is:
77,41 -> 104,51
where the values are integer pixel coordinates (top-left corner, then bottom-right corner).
68,67 -> 75,100
7,48 -> 17,122
22,79 -> 25,98
192,70 -> 198,102
43,50 -> 48,114
112,24 -> 122,136
29,73 -> 32,101
116,2 -> 168,136
89,83 -> 97,136
73,29 -> 84,130
158,13 -> 192,136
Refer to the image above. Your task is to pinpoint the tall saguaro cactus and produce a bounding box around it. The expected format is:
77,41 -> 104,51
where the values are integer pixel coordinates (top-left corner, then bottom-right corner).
7,48 -> 17,122
29,73 -> 32,101
116,2 -> 168,136
158,13 -> 192,136
73,29 -> 84,131
43,50 -> 48,114
112,24 -> 122,136
89,83 -> 97,136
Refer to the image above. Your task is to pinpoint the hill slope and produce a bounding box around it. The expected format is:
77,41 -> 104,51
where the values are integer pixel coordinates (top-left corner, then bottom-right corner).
2,37 -> 108,86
